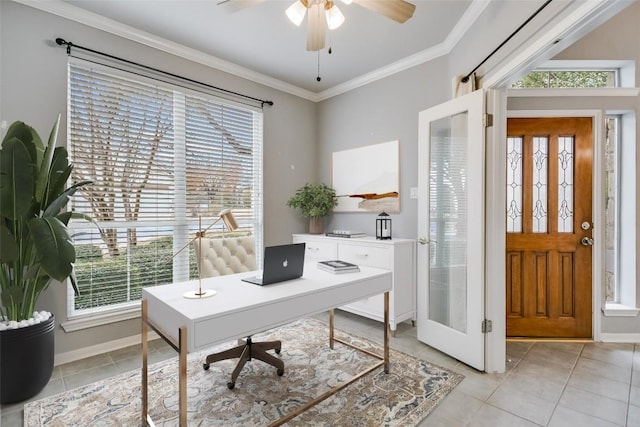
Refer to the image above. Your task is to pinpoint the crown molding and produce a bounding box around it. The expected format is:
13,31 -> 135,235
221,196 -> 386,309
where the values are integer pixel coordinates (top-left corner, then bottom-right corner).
316,43 -> 450,101
13,0 -> 488,103
442,0 -> 492,51
316,0 -> 490,101
13,0 -> 320,102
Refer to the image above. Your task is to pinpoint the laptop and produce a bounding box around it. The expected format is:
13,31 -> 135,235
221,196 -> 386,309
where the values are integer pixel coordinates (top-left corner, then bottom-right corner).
241,243 -> 306,285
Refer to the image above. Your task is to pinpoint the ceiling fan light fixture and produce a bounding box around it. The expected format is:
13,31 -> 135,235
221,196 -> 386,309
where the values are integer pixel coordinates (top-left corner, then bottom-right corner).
286,0 -> 307,26
325,4 -> 345,30
339,0 -> 353,4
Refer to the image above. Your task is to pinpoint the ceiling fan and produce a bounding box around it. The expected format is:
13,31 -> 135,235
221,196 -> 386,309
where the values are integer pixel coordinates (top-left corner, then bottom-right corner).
218,0 -> 416,52
286,0 -> 416,51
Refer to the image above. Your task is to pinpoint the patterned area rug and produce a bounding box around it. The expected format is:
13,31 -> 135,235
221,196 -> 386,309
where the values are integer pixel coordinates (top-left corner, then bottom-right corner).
24,318 -> 463,426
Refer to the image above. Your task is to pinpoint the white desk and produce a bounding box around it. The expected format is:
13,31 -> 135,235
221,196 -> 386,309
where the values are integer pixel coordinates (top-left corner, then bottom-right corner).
141,263 -> 392,426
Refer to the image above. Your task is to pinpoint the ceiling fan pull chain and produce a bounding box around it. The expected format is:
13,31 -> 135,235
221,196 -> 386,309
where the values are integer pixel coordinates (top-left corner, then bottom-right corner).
316,50 -> 321,82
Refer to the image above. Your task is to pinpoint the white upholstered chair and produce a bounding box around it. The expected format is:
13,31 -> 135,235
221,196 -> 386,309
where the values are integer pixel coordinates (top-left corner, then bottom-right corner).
194,235 -> 284,389
195,235 -> 257,277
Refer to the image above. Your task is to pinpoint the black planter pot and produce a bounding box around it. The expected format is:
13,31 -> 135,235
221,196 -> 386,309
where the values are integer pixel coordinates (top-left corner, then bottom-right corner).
0,314 -> 55,404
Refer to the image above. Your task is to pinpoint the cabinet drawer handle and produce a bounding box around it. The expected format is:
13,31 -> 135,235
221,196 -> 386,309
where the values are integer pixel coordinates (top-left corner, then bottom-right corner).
307,247 -> 319,252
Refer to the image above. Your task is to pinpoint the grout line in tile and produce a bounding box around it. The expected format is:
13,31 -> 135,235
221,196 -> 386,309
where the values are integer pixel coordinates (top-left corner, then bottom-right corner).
625,344 -> 638,427
482,401 -> 547,426
546,342 -> 590,426
482,339 -> 532,403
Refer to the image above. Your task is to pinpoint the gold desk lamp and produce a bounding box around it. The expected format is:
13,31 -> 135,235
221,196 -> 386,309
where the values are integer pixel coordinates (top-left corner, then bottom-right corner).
172,209 -> 238,299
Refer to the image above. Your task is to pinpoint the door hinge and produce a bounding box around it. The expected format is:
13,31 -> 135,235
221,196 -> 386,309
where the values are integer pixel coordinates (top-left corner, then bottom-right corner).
482,319 -> 492,333
483,113 -> 493,127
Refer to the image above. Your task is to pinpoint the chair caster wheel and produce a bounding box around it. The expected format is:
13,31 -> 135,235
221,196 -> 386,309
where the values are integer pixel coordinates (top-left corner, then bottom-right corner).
277,369 -> 284,376
275,348 -> 281,354
227,382 -> 235,389
203,363 -> 210,370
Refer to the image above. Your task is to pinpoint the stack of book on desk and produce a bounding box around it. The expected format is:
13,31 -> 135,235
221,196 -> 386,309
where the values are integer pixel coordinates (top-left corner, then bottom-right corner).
325,230 -> 367,238
317,260 -> 360,274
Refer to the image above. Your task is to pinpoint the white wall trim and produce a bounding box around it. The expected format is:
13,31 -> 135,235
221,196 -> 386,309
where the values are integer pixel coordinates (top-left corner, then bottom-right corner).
483,0 -> 631,89
602,303 -> 640,317
484,88 -> 507,373
598,333 -> 640,343
507,109 -> 603,117
54,331 -> 159,366
61,306 -> 140,332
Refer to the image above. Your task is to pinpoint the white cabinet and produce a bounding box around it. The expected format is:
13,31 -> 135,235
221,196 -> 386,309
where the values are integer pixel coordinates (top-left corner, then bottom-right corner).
293,234 -> 416,332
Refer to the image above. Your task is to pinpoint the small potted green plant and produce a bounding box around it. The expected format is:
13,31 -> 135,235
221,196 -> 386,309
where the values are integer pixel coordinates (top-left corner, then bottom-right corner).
0,116 -> 92,403
287,183 -> 338,234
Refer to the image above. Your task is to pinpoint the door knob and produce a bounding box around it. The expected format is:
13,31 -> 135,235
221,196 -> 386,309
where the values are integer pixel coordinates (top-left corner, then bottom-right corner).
581,237 -> 594,246
418,237 -> 436,245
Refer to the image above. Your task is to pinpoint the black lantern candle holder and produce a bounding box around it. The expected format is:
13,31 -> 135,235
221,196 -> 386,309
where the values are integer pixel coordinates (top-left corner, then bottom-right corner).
376,212 -> 392,240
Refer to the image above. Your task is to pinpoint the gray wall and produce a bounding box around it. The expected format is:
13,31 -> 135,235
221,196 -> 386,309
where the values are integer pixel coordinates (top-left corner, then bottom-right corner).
313,0 -> 580,241
507,0 -> 640,334
317,59 -> 450,239
0,1 -> 317,355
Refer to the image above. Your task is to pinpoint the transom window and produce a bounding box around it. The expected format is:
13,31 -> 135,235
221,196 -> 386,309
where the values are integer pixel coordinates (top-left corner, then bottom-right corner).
511,70 -> 617,88
67,59 -> 263,318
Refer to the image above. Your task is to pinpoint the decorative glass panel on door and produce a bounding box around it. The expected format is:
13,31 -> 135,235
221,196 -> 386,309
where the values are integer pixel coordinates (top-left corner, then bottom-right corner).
507,137 -> 523,233
532,136 -> 548,233
558,136 -> 574,233
428,113 -> 468,334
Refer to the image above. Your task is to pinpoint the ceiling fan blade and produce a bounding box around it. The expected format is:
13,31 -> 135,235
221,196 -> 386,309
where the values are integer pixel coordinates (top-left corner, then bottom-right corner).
217,0 -> 266,13
306,3 -> 326,51
353,0 -> 416,23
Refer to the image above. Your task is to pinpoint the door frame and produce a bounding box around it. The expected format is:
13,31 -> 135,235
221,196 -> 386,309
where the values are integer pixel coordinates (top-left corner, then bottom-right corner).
504,109 -> 603,343
473,2 -> 626,374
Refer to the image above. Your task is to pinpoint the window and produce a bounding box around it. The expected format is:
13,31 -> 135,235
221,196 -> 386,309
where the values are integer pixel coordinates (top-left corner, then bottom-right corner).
67,59 -> 263,319
605,112 -> 637,310
604,116 -> 619,302
511,60 -> 636,89
511,70 -> 617,88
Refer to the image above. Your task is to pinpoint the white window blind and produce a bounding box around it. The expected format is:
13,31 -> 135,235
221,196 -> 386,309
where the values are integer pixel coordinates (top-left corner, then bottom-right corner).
67,59 -> 263,318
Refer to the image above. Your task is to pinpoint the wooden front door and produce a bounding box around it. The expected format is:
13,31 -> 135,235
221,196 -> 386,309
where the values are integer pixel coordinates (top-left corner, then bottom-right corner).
506,117 -> 593,338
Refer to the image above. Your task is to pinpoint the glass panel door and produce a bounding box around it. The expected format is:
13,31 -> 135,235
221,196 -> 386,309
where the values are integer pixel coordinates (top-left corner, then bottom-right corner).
428,114 -> 469,333
417,89 -> 485,371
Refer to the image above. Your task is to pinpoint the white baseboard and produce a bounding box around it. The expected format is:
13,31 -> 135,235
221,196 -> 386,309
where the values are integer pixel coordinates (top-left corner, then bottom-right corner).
598,333 -> 640,343
54,331 -> 160,366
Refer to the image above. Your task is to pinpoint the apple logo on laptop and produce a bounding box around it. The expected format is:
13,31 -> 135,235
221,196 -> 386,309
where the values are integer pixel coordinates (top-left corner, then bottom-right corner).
283,259 -> 288,268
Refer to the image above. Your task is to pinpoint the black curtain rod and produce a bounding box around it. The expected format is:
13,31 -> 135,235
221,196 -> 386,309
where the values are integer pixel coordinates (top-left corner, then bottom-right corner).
55,38 -> 274,108
461,0 -> 553,83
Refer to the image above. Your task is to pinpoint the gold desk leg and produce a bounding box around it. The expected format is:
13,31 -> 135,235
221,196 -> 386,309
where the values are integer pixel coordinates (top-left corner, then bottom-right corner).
329,309 -> 335,349
179,327 -> 187,427
384,291 -> 390,373
141,299 -> 149,425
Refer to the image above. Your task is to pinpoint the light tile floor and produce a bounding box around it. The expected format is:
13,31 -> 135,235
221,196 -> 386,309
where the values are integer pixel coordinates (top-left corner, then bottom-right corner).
2,311 -> 640,426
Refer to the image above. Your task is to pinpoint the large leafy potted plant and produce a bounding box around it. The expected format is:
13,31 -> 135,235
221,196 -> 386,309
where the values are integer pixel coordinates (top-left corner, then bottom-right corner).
0,116 -> 92,403
286,183 -> 338,234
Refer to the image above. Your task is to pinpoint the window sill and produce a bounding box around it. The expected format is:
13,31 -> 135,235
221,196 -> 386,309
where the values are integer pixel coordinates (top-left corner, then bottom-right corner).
602,303 -> 640,317
61,306 -> 140,332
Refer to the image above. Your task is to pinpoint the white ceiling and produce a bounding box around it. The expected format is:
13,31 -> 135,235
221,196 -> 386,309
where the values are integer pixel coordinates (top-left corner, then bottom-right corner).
17,0 -> 630,101
54,0 -> 478,96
